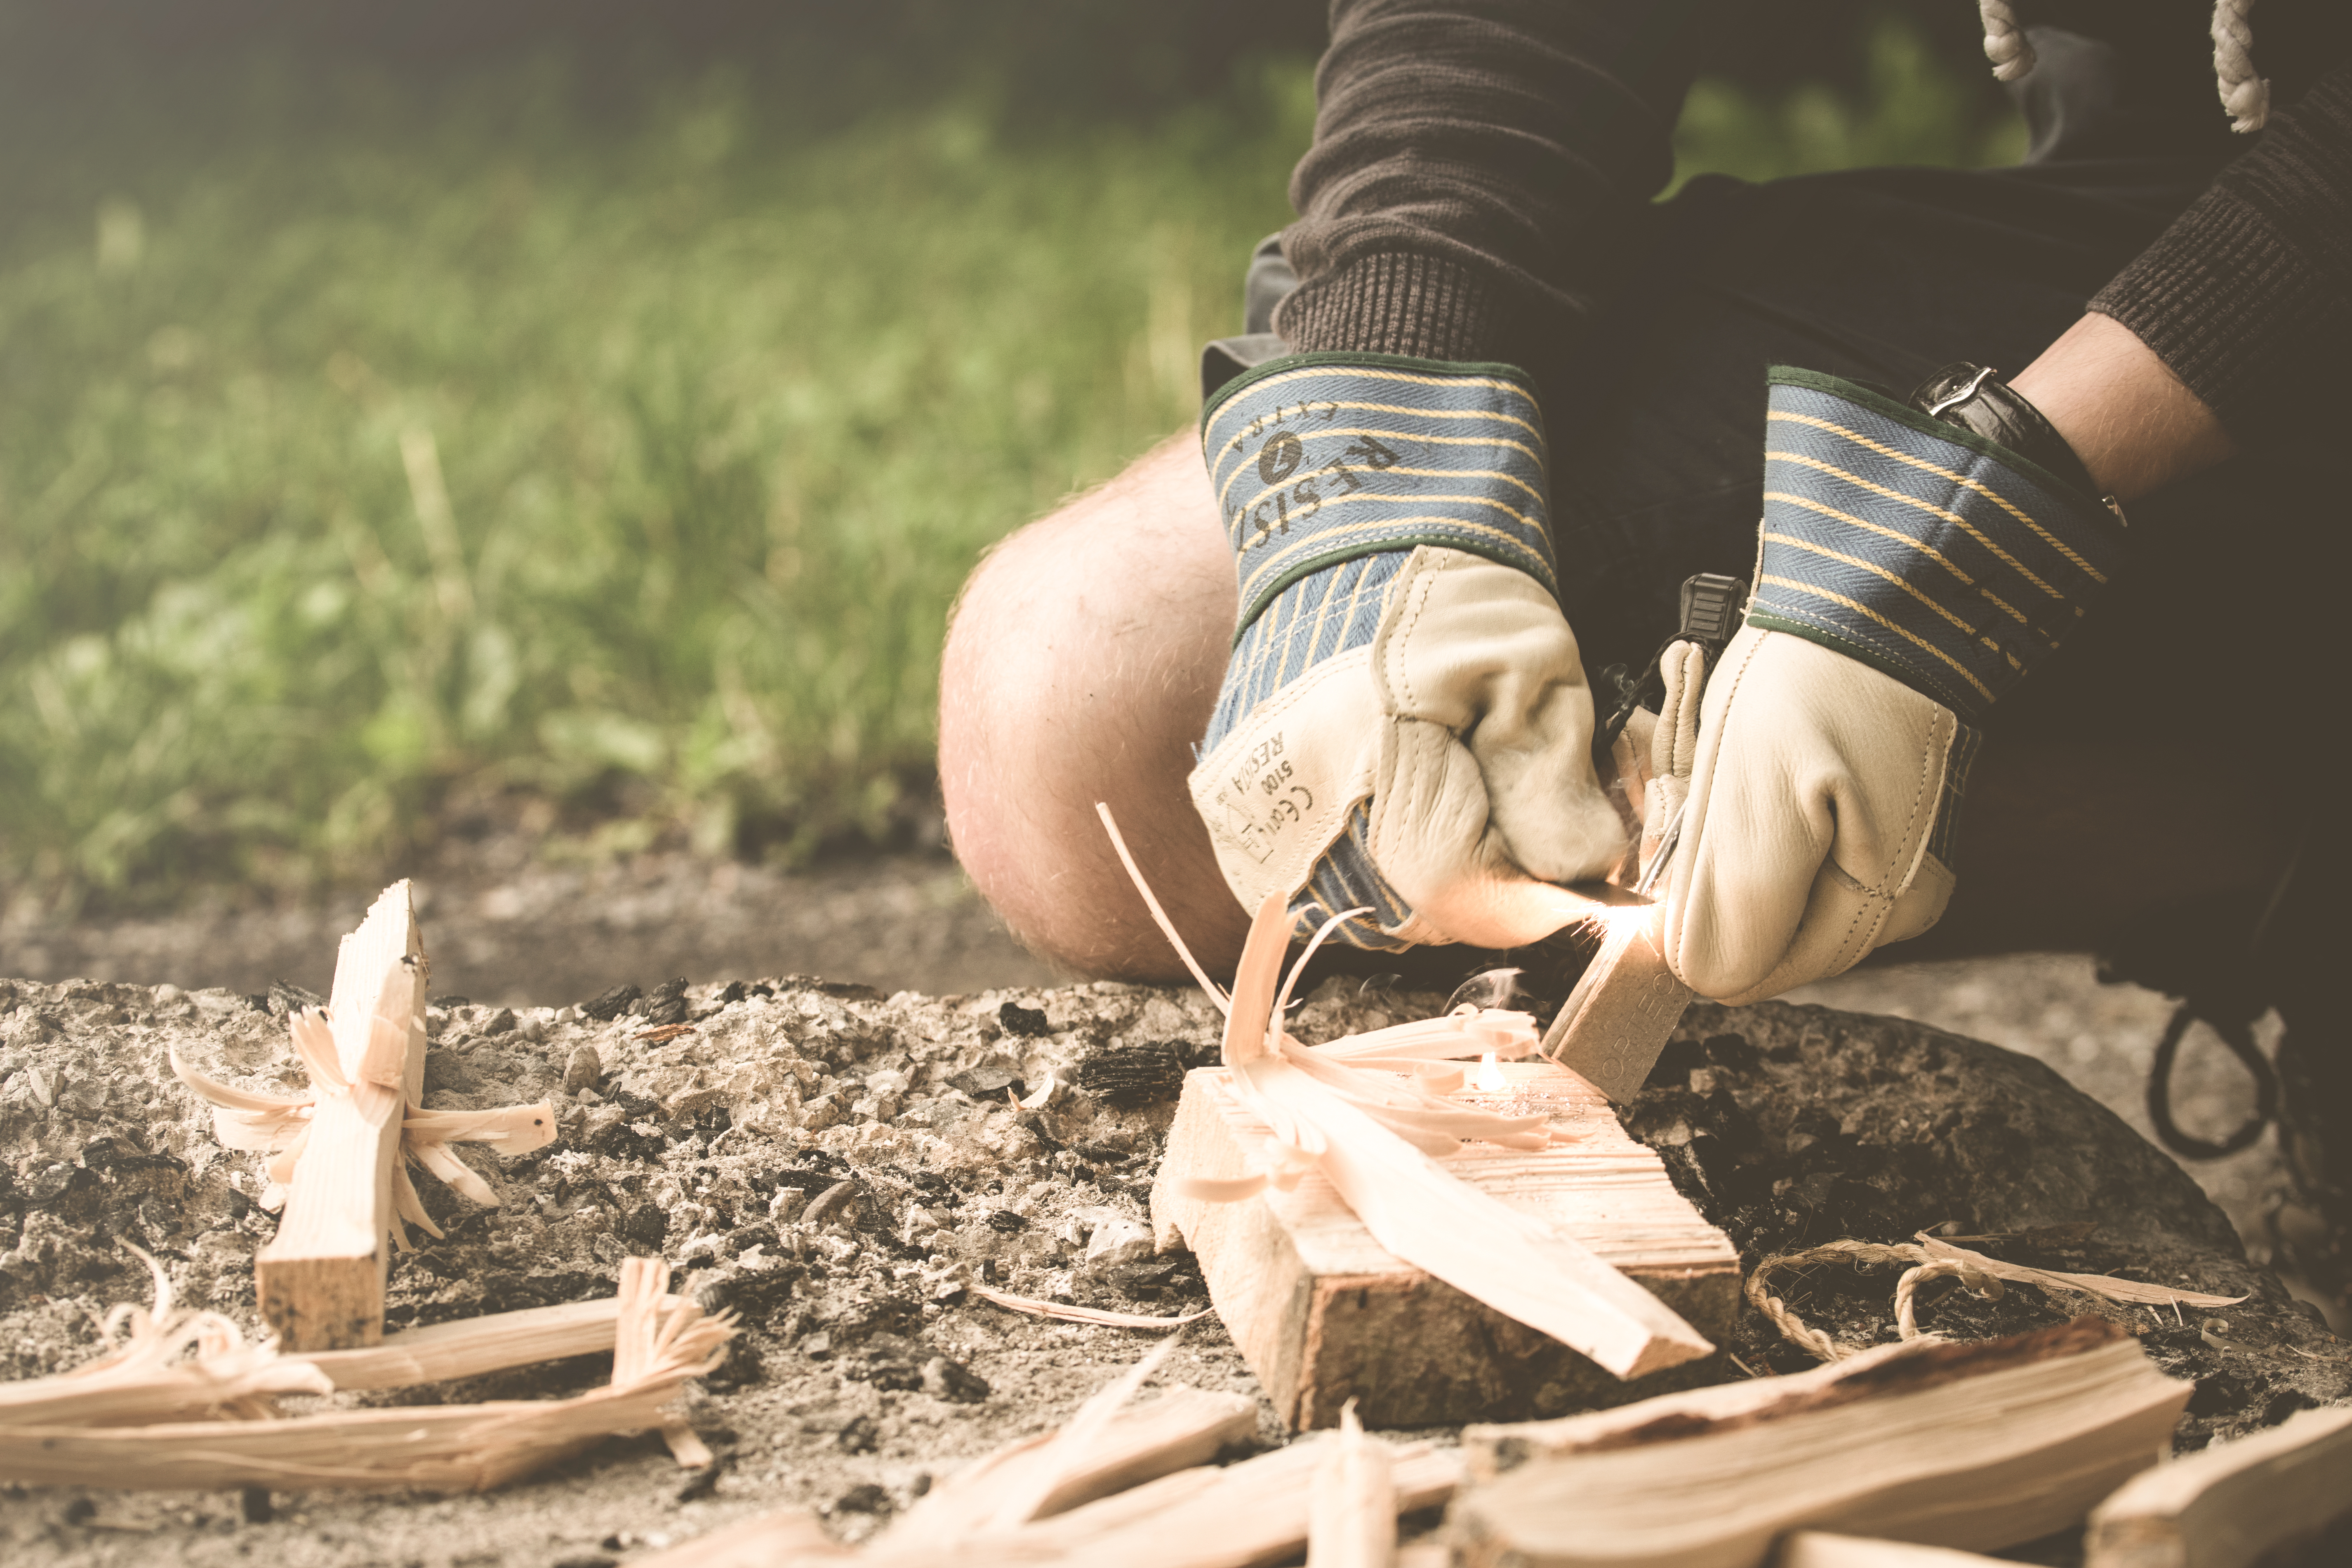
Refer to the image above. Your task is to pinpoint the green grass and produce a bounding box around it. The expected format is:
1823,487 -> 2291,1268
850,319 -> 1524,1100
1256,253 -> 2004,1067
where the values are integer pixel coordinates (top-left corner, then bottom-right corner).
0,61 -> 1313,903
0,28 -> 2019,909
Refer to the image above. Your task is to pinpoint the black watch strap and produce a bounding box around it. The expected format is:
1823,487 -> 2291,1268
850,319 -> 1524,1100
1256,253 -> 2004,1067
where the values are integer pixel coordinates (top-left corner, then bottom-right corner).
1906,362 -> 2126,527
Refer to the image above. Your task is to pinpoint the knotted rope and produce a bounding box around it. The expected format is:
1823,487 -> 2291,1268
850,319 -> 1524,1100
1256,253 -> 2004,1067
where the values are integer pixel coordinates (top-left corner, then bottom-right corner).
1977,0 -> 2270,134
1746,1240 -> 2005,1362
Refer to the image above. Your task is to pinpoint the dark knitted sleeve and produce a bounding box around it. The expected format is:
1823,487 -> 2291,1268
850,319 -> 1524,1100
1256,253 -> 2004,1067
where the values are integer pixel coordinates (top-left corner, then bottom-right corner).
2090,64 -> 2352,441
1275,0 -> 1728,366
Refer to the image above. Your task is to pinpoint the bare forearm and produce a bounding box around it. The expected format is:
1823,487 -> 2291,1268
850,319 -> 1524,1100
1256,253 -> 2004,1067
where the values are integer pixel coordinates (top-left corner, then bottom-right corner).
2008,312 -> 2238,504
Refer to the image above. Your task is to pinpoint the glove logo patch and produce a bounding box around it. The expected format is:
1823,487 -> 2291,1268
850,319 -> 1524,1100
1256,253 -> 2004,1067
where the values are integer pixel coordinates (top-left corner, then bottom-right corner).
1202,358 -> 1556,629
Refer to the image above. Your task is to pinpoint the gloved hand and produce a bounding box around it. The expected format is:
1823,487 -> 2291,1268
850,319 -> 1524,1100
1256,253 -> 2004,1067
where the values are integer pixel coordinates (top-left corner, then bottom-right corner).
1189,353 -> 1625,951
1663,365 -> 2127,1002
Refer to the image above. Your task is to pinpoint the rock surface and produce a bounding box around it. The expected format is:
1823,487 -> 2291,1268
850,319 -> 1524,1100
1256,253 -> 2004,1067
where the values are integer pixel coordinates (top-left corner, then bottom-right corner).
0,974 -> 2341,1566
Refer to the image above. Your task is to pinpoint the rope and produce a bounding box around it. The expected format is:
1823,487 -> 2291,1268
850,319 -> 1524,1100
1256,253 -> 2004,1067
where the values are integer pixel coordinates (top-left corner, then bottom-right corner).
1981,2 -> 2266,135
1978,0 -> 2036,83
2213,0 -> 2270,133
1746,1240 -> 2005,1362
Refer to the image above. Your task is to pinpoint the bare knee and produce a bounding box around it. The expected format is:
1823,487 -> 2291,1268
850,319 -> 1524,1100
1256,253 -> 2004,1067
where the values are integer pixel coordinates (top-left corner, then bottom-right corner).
940,433 -> 1249,980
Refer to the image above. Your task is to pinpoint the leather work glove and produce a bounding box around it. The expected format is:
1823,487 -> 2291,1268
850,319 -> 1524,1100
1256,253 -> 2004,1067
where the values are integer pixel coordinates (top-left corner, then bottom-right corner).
1664,365 -> 2127,1003
1189,353 -> 1625,951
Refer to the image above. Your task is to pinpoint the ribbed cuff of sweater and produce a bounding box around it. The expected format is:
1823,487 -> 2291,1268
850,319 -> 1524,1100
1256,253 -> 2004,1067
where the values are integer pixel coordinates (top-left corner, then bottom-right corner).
1271,250 -> 1511,364
2089,188 -> 2339,438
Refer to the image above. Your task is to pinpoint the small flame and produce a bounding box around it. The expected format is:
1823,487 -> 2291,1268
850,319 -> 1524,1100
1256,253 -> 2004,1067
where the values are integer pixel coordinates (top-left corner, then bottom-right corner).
1474,1050 -> 1507,1094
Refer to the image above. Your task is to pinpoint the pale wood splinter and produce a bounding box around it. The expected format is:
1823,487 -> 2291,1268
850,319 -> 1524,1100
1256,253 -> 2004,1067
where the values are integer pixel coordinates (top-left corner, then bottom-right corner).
255,881 -> 427,1351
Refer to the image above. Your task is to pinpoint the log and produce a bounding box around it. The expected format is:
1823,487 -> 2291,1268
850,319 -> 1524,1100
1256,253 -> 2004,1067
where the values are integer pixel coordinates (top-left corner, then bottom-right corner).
1445,1320 -> 2192,1568
1152,1059 -> 1738,1429
1542,901 -> 1693,1104
256,881 -> 426,1350
2085,1404 -> 2352,1568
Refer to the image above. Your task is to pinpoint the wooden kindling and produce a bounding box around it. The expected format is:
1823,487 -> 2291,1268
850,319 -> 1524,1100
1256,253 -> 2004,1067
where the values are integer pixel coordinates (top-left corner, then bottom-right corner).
1095,801 -> 1729,1429
1540,898 -> 1694,1104
1448,1319 -> 2194,1568
254,881 -> 427,1351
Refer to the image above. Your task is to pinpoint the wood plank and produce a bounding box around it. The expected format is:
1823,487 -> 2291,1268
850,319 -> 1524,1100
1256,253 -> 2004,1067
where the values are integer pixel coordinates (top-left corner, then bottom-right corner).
864,1436 -> 1463,1568
886,1386 -> 1259,1547
1152,1059 -> 1738,1430
1446,1324 -> 2192,1568
2085,1404 -> 2352,1568
256,881 -> 426,1351
1542,902 -> 1693,1104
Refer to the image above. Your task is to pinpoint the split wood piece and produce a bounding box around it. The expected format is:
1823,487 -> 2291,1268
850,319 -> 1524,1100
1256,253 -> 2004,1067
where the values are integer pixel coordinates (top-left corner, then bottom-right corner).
1309,1401 -> 1397,1568
2085,1403 -> 2352,1568
256,881 -> 426,1350
297,1293 -> 679,1391
631,1508 -> 854,1568
861,1434 -> 1463,1568
1775,1535 -> 2012,1568
889,1384 -> 1258,1547
1445,1318 -> 2192,1568
1153,1058 -> 1738,1429
1236,1055 -> 1714,1377
1541,900 -> 1693,1104
0,1259 -> 730,1492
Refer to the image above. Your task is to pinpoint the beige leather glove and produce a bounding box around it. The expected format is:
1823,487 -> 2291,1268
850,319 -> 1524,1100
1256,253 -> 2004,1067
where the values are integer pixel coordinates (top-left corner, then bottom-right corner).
1189,353 -> 1624,951
1660,365 -> 2125,1002
1192,544 -> 1623,949
1662,625 -> 1962,1003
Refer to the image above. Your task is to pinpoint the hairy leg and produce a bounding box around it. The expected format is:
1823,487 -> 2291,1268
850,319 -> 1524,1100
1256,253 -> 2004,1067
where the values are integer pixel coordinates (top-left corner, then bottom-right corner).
939,432 -> 1251,980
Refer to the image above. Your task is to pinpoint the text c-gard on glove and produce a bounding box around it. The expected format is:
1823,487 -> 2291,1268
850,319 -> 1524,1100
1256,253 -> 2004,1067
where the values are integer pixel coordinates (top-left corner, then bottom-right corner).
1664,365 -> 2128,1004
1189,351 -> 1625,953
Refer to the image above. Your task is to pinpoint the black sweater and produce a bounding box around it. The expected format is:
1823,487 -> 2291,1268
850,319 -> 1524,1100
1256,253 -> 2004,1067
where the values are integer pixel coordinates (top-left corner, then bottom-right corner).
1274,0 -> 2352,442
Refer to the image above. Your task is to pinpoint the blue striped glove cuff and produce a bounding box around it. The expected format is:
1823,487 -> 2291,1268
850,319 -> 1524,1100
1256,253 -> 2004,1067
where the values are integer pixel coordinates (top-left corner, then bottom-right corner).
1750,367 -> 2126,722
1202,352 -> 1558,634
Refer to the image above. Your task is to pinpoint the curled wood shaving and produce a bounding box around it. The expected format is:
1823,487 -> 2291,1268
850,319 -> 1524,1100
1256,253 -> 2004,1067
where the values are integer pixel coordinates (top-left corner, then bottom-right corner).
1749,1234 -> 2249,1362
170,1012 -> 558,1250
0,1244 -> 330,1428
0,1257 -> 732,1492
971,1283 -> 1213,1330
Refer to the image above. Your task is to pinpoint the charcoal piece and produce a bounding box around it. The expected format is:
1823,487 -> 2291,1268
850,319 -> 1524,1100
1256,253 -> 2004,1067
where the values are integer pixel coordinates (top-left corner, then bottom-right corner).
1076,1041 -> 1187,1108
948,1061 -> 1023,1098
834,1482 -> 891,1514
621,1203 -> 671,1250
643,977 -> 691,1026
997,1001 -> 1053,1037
835,1413 -> 878,1453
580,984 -> 642,1021
268,979 -> 325,1017
674,1456 -> 728,1502
921,1356 -> 990,1403
984,1209 -> 1028,1234
717,980 -> 747,1005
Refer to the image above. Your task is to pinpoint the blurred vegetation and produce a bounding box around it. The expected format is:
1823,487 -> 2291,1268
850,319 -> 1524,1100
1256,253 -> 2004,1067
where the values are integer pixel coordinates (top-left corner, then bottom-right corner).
0,9 -> 2020,911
